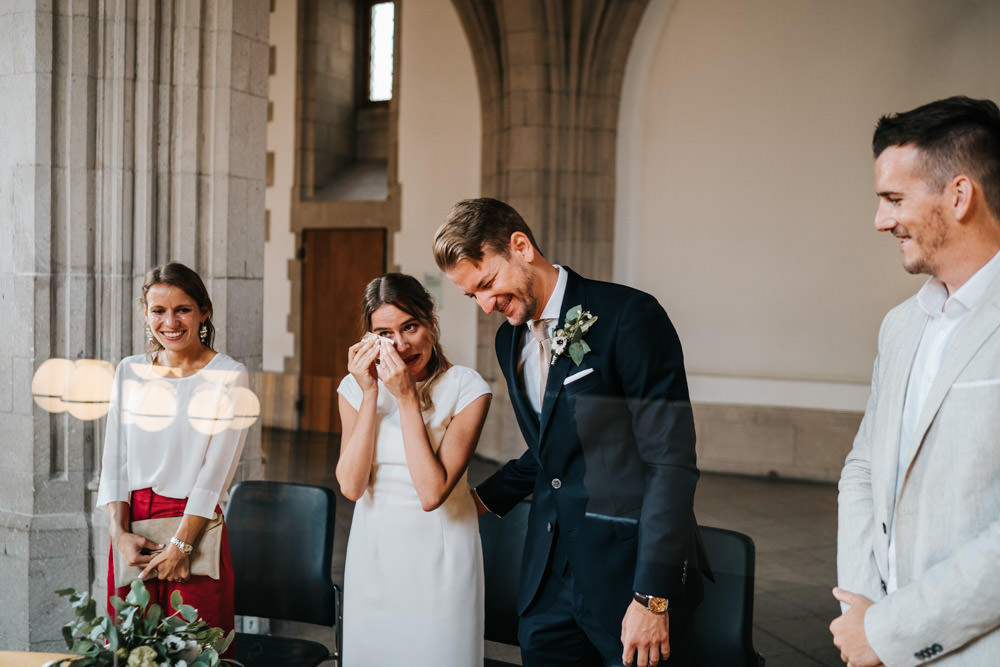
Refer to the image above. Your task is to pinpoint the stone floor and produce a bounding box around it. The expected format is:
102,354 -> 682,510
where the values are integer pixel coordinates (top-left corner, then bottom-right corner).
259,428 -> 841,666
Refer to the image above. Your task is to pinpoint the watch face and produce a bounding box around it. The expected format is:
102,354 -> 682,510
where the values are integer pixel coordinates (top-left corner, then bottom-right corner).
649,597 -> 668,614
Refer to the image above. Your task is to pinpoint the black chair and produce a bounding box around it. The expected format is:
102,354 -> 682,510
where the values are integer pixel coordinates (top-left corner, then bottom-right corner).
225,481 -> 341,667
692,526 -> 765,667
479,500 -> 531,667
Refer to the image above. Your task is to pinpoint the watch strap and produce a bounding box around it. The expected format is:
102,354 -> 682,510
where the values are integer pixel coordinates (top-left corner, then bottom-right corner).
633,591 -> 669,614
170,536 -> 194,555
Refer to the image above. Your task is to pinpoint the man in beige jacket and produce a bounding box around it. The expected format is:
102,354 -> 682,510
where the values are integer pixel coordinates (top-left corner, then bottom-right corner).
833,96 -> 1000,666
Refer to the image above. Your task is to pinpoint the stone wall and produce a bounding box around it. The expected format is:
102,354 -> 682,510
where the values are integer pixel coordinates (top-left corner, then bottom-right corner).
297,0 -> 356,197
357,105 -> 389,160
0,0 -> 268,651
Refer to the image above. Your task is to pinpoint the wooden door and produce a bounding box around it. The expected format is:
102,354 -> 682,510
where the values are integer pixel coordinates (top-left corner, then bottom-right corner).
301,229 -> 386,432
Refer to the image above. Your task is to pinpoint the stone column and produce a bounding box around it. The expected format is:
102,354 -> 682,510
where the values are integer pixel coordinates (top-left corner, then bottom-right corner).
0,0 -> 268,651
450,0 -> 647,461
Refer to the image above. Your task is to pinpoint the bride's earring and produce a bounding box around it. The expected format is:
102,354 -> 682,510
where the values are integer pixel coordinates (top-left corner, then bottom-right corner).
144,324 -> 153,344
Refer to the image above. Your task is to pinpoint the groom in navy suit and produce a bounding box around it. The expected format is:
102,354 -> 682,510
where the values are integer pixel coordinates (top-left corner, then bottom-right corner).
434,198 -> 707,667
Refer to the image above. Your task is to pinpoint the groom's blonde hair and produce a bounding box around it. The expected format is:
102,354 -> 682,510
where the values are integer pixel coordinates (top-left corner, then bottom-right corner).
433,198 -> 542,270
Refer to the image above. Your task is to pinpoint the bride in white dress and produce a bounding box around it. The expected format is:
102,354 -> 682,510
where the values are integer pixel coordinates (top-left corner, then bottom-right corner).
336,273 -> 492,666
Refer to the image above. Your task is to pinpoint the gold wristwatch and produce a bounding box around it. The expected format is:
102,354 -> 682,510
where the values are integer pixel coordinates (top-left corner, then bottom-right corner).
633,591 -> 668,614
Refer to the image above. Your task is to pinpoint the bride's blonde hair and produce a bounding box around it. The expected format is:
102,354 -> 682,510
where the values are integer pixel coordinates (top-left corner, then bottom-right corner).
360,273 -> 451,411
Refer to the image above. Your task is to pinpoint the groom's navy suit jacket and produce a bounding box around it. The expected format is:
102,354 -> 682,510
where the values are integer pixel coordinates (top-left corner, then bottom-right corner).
477,267 -> 708,625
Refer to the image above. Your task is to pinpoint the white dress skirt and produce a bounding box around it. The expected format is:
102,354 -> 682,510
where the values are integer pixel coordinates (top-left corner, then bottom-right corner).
338,366 -> 490,667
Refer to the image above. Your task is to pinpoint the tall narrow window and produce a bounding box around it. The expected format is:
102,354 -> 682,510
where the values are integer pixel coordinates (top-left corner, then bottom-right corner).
368,2 -> 394,102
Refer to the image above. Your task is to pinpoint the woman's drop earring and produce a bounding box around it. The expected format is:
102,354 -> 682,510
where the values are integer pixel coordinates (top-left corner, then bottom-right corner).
144,324 -> 153,344
199,323 -> 208,343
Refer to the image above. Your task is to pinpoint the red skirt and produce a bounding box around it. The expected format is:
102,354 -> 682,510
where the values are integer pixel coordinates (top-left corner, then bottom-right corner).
106,488 -> 235,647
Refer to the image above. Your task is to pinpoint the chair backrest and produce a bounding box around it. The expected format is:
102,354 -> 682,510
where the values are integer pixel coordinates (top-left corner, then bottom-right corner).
226,481 -> 338,626
692,526 -> 761,667
478,500 -> 531,646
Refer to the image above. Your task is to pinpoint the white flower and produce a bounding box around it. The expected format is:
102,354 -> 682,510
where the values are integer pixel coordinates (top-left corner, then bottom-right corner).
176,641 -> 203,663
164,635 -> 186,653
551,334 -> 568,357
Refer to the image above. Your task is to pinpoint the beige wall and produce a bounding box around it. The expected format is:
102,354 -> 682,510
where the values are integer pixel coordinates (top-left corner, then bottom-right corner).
397,0 -> 481,369
260,0 -> 1000,477
618,0 -> 1000,410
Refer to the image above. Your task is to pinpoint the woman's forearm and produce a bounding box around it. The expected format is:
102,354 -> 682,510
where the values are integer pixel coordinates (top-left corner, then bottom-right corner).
172,514 -> 209,548
108,501 -> 131,540
400,393 -> 491,512
396,394 -> 452,511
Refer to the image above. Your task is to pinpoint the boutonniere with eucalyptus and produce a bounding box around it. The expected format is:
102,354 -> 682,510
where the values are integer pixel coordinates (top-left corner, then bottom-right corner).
551,305 -> 597,366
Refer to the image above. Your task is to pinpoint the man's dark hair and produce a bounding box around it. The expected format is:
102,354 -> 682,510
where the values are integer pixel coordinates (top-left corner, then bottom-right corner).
873,96 -> 1000,218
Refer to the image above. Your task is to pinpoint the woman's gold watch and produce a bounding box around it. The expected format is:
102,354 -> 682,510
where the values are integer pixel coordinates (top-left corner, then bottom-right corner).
170,536 -> 194,555
633,591 -> 668,614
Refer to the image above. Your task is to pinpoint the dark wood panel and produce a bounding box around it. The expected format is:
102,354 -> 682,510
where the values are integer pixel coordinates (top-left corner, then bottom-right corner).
301,229 -> 386,433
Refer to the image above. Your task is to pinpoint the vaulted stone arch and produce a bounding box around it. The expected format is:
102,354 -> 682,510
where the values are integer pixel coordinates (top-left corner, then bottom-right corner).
449,0 -> 648,458
451,0 -> 647,275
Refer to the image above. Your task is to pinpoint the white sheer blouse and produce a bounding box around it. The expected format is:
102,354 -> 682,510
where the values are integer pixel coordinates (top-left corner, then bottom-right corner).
96,353 -> 250,518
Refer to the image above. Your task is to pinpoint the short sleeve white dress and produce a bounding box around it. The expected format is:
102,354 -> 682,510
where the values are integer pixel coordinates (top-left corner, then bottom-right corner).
338,365 -> 490,667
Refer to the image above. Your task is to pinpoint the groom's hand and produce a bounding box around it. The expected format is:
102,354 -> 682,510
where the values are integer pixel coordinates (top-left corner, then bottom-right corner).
621,600 -> 670,666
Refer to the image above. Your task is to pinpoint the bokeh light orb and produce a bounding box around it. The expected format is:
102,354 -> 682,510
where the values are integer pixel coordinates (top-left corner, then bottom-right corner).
31,358 -> 76,413
229,386 -> 261,431
130,379 -> 178,432
188,383 -> 235,435
64,359 -> 115,421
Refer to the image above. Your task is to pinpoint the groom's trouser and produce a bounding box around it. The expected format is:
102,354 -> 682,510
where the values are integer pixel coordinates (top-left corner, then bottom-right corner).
518,533 -> 693,667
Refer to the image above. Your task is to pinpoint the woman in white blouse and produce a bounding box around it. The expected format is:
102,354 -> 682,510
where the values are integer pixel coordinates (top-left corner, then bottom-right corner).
96,262 -> 249,639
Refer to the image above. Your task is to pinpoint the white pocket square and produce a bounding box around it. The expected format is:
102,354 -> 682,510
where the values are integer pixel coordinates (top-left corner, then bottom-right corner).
564,368 -> 595,385
952,378 -> 1000,388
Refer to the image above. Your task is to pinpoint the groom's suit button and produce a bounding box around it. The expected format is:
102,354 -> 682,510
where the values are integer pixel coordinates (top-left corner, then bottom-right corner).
551,478 -> 562,489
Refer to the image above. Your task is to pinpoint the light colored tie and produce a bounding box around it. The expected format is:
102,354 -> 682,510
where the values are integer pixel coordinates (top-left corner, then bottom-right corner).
529,319 -> 553,400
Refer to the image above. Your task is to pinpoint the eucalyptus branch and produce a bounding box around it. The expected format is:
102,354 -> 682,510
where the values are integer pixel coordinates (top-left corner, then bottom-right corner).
56,580 -> 239,667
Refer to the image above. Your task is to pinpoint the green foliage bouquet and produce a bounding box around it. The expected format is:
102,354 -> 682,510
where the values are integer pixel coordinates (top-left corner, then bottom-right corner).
56,579 -> 238,666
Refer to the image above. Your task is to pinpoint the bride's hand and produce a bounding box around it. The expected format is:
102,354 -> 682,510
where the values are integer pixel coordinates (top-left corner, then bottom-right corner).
347,336 -> 380,392
375,339 -> 416,400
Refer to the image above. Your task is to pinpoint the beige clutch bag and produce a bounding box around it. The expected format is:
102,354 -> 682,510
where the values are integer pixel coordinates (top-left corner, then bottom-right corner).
113,514 -> 224,589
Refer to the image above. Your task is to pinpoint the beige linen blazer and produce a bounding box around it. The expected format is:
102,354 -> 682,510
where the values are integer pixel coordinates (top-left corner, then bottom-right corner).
838,274 -> 1000,666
